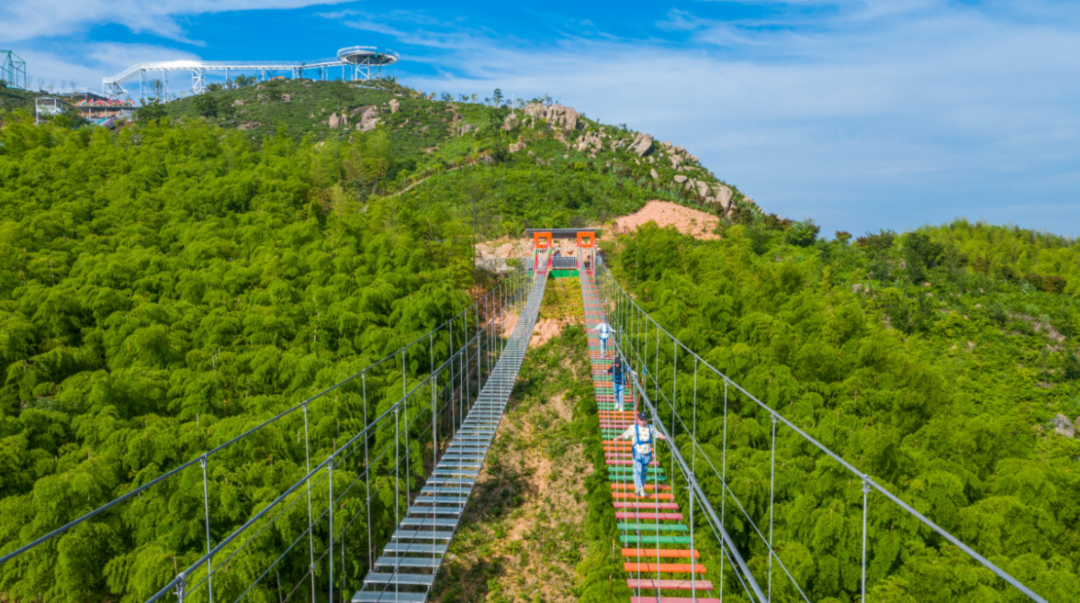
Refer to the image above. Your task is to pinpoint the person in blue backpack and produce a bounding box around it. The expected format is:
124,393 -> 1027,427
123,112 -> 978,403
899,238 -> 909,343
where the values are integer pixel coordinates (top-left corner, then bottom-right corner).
589,319 -> 615,358
614,411 -> 667,497
606,357 -> 635,412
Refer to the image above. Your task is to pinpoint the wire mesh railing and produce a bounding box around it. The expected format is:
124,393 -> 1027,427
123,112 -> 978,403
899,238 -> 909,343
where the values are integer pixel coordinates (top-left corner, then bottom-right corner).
0,266 -> 535,603
592,255 -> 1048,603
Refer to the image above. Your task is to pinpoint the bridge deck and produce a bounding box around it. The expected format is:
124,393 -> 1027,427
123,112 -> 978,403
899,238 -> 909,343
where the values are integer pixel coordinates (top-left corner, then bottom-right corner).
579,269 -> 718,603
353,267 -> 548,603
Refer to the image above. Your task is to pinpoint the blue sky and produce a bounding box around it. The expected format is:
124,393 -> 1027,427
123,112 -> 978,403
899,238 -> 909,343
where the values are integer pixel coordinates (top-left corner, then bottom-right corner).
4,0 -> 1079,238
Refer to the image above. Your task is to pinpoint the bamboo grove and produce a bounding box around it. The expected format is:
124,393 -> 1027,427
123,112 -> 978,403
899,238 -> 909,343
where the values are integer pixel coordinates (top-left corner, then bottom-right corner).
0,114 -> 497,602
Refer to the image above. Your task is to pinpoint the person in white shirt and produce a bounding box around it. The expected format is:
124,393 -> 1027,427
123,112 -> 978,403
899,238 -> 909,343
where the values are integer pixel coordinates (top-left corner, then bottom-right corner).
589,319 -> 615,358
613,412 -> 668,497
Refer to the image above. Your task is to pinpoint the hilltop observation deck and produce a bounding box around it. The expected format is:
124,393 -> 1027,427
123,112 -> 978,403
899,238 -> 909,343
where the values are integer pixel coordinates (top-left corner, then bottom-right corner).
102,45 -> 400,102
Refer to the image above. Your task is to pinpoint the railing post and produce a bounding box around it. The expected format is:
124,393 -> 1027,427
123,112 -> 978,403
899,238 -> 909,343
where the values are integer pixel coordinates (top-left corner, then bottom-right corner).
363,372 -> 372,572
671,339 -> 677,486
328,457 -> 334,603
768,414 -> 777,602
174,573 -> 186,603
200,454 -> 214,603
690,358 -> 698,603
402,350 -> 410,511
862,476 -> 870,603
431,369 -> 439,569
720,380 -> 728,599
303,402 -> 316,603
394,406 -> 400,527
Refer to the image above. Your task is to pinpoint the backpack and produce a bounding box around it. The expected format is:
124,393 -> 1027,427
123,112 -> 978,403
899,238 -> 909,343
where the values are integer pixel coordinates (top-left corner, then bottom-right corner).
633,424 -> 653,458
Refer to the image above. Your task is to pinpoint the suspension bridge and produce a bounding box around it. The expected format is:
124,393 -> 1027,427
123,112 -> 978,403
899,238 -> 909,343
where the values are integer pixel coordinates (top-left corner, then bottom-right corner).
0,232 -> 1052,603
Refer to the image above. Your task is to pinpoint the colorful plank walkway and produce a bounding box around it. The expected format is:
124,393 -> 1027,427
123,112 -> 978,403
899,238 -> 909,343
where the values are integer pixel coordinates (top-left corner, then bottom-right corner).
579,270 -> 720,603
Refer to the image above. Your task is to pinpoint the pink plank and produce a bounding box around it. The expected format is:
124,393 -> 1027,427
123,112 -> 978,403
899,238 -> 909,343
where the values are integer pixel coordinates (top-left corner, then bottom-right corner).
614,502 -> 680,510
627,580 -> 715,590
616,512 -> 684,520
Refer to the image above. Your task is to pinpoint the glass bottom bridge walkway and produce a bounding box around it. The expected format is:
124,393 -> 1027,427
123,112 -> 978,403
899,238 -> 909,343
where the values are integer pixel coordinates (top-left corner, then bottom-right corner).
355,265 -> 548,602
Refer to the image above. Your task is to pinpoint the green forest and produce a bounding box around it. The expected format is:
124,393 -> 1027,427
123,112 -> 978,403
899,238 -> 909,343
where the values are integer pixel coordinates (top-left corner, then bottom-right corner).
602,219 -> 1080,602
2,76 -> 1079,603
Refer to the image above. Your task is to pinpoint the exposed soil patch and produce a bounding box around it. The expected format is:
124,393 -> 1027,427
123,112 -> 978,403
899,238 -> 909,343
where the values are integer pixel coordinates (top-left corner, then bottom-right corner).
606,200 -> 720,240
530,318 -> 569,348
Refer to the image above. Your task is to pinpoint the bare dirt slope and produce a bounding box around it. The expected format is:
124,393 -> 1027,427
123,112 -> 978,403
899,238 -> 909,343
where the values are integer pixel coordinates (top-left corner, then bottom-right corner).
606,200 -> 720,240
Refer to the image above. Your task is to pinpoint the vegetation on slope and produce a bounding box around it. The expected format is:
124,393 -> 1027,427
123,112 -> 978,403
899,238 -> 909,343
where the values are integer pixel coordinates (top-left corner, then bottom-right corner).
0,113 -> 483,601
149,79 -> 758,236
605,219 -> 1080,602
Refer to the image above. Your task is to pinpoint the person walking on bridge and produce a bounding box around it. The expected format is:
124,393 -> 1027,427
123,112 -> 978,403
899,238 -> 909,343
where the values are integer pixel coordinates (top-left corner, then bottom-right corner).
607,357 -> 635,412
614,411 -> 667,498
589,319 -> 615,358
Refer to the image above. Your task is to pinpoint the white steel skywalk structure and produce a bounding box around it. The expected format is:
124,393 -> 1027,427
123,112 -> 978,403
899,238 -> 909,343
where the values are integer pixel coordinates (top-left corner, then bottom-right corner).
102,46 -> 399,100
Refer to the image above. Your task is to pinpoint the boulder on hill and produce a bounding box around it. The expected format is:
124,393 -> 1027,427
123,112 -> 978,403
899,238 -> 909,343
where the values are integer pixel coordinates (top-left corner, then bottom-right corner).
355,106 -> 379,132
502,113 -> 520,130
650,168 -> 659,180
523,103 -> 580,131
576,133 -> 602,153
1053,413 -> 1075,437
712,185 -> 734,210
328,113 -> 343,128
674,175 -> 688,184
389,99 -> 401,113
630,133 -> 653,157
695,180 -> 710,198
509,141 -> 526,153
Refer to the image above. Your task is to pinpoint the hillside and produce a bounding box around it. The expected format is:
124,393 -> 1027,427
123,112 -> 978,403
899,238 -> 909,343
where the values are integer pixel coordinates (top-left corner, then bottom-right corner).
1,76 -> 1078,603
603,220 -> 1080,601
0,87 -> 37,116
149,78 -> 757,235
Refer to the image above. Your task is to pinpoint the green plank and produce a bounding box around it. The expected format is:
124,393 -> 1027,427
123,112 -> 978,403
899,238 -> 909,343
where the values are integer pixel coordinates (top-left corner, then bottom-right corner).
619,534 -> 693,544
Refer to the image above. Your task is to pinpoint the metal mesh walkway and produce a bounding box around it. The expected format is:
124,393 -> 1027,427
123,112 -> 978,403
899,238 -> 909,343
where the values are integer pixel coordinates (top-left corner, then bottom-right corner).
354,268 -> 548,603
580,270 -> 719,603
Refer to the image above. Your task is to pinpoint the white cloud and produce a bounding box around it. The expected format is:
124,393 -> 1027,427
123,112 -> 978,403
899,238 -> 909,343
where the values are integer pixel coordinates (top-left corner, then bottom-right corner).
18,43 -> 202,94
0,0 -> 354,43
371,2 -> 1080,236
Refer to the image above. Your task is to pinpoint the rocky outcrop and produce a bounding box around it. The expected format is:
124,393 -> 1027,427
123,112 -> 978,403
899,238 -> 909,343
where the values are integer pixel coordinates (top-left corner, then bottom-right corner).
673,174 -> 688,184
459,124 -> 476,136
389,99 -> 401,113
712,185 -> 734,210
236,121 -> 261,131
355,106 -> 380,132
509,141 -> 526,153
575,132 -> 603,154
1053,414 -> 1075,437
630,133 -> 653,157
502,113 -> 520,131
523,103 -> 580,131
328,113 -> 346,129
650,168 -> 659,180
695,180 -> 710,198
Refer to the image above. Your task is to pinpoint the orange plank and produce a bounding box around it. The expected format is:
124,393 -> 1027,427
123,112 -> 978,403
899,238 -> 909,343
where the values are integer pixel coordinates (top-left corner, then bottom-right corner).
622,549 -> 700,559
